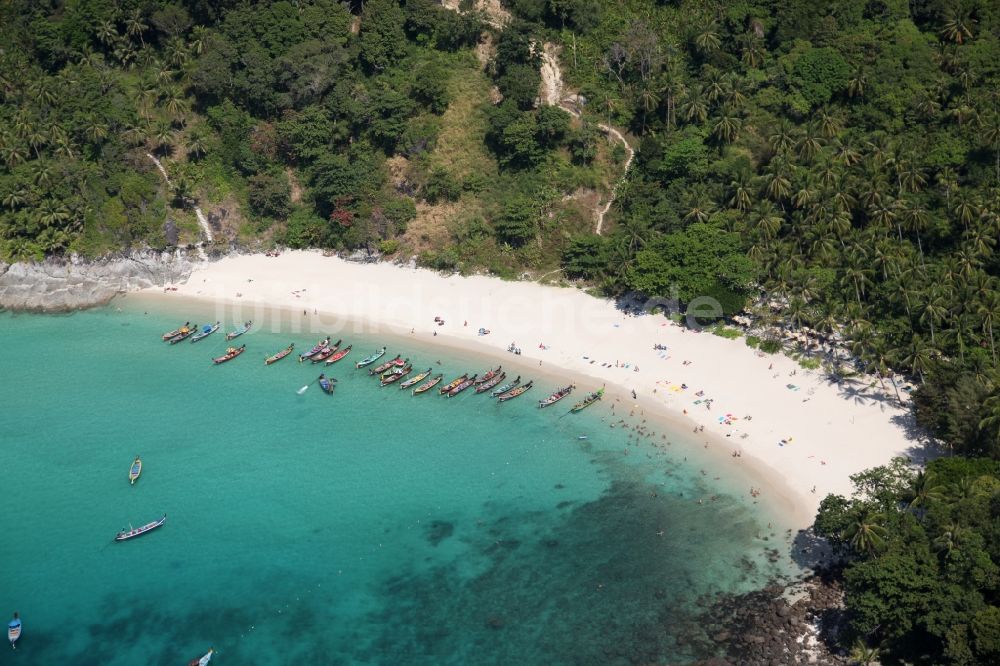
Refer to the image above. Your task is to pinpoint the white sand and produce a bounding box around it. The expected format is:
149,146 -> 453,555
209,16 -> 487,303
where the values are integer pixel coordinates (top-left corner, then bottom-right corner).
147,250 -> 919,526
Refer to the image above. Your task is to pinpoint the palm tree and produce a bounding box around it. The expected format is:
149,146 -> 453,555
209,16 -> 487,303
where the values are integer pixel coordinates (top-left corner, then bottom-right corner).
638,86 -> 659,134
768,121 -> 795,154
906,470 -> 943,512
728,173 -> 753,212
151,120 -> 175,154
979,394 -> 1000,449
125,8 -> 148,48
920,292 -> 949,345
952,191 -> 979,229
977,293 -> 1000,365
694,22 -> 721,55
711,109 -> 741,145
37,200 -> 71,228
817,107 -> 841,139
679,85 -> 708,124
186,128 -> 209,160
845,509 -> 887,555
933,523 -> 965,558
982,114 -> 1000,184
848,638 -> 880,666
683,197 -> 716,225
847,66 -> 867,99
796,127 -> 823,162
740,32 -> 765,69
901,335 -> 934,383
83,114 -> 108,144
96,19 -> 118,47
940,12 -> 974,45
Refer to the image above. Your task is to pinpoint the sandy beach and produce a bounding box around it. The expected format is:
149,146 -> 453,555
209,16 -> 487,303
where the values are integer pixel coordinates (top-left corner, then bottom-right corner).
142,250 -> 919,527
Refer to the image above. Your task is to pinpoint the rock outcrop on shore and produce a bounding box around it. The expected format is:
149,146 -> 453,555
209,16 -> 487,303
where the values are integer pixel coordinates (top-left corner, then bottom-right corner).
0,250 -> 197,311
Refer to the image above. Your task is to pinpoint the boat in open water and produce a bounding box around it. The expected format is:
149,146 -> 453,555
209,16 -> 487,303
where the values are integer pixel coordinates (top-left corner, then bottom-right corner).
8,613 -> 21,649
299,337 -> 331,362
491,376 -> 521,397
225,321 -> 252,340
187,647 -> 214,666
356,347 -> 388,368
319,374 -> 337,394
265,343 -> 295,365
475,372 -> 506,394
212,345 -> 246,364
190,322 -> 220,343
129,456 -> 142,485
539,385 -> 574,408
115,514 -> 166,542
325,344 -> 353,364
400,368 -> 432,389
168,323 -> 199,344
498,380 -> 533,402
412,374 -> 443,395
161,322 -> 191,340
570,388 -> 604,412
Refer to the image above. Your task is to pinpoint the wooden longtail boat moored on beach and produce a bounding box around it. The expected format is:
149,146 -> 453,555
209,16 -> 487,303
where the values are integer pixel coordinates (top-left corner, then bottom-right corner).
447,374 -> 477,397
412,374 -> 443,395
161,322 -> 190,340
115,514 -> 166,542
325,345 -> 353,364
225,321 -> 252,340
190,322 -> 220,343
368,354 -> 400,375
8,613 -> 21,649
356,347 -> 388,368
213,345 -> 246,364
475,366 -> 502,384
299,337 -> 331,361
475,372 -> 506,394
538,385 -> 574,408
381,365 -> 412,386
439,374 -> 468,395
497,380 -> 533,402
380,362 -> 410,380
265,343 -> 295,365
318,374 -> 337,394
491,376 -> 520,397
129,456 -> 142,485
570,388 -> 604,412
168,323 -> 199,344
400,368 -> 432,389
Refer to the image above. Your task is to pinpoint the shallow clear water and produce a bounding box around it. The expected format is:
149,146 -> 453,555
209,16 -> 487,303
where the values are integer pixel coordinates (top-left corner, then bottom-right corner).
0,303 -> 795,665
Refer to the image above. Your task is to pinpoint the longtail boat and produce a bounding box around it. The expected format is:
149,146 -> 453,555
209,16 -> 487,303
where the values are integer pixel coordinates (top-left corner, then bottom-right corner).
380,362 -> 410,380
8,614 -> 21,649
225,321 -> 252,340
187,648 -> 214,666
498,380 -> 533,402
439,374 -> 468,395
299,337 -> 331,362
265,343 -> 295,365
475,372 -> 507,394
161,322 -> 191,340
539,385 -> 574,408
491,376 -> 521,397
475,366 -> 502,384
400,368 -> 432,389
381,365 -> 412,386
369,354 -> 402,375
311,346 -> 336,363
167,323 -> 198,344
128,456 -> 142,485
325,344 -> 353,364
318,374 -> 337,394
115,514 -> 166,542
356,347 -> 388,369
447,374 -> 477,397
570,388 -> 604,412
212,345 -> 246,364
190,322 -> 220,343
412,374 -> 443,395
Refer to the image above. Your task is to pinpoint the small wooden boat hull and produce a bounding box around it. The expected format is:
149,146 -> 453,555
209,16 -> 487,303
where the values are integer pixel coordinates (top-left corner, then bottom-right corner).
115,514 -> 166,541
447,375 -> 477,397
299,338 -> 332,361
129,457 -> 142,485
400,369 -> 432,389
168,325 -> 198,344
190,323 -> 220,343
413,375 -> 443,395
439,374 -> 468,395
475,372 -> 506,394
381,366 -> 411,386
356,347 -> 388,369
475,366 -> 502,384
212,345 -> 246,364
491,376 -> 521,397
539,385 -> 574,408
161,323 -> 190,340
319,377 -> 337,394
325,345 -> 353,364
498,381 -> 533,402
8,620 -> 21,647
265,344 -> 295,365
571,389 -> 604,412
225,322 -> 252,340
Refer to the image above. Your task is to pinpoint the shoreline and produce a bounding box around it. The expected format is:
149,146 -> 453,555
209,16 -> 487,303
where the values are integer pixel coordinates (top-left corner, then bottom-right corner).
131,250 -> 921,532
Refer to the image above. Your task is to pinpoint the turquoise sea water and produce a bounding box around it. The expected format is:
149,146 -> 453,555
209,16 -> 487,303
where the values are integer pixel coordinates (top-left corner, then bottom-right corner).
0,302 -> 796,665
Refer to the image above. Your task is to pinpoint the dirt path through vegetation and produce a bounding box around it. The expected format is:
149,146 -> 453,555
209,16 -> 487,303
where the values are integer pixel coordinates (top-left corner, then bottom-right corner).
146,153 -> 212,258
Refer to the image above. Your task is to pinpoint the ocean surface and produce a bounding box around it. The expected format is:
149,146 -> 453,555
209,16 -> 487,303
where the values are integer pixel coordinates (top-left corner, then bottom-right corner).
0,301 -> 798,665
